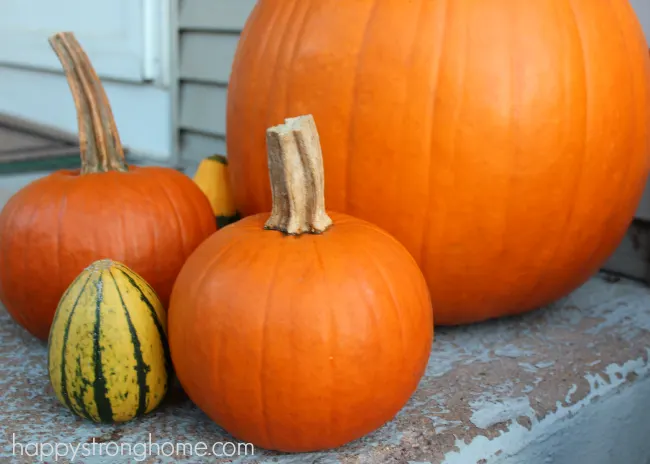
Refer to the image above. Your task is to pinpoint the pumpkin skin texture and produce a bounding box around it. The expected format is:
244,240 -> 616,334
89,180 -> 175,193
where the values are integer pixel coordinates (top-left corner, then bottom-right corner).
48,259 -> 170,423
0,167 -> 215,340
169,116 -> 433,452
0,33 -> 216,341
226,0 -> 650,325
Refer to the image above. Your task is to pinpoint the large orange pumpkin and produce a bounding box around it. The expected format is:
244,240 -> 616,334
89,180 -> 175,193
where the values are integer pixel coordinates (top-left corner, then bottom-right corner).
226,0 -> 650,325
0,32 -> 216,340
169,115 -> 433,452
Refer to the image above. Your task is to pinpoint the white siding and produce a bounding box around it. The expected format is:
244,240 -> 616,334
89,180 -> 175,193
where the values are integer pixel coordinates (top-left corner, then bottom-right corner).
0,0 -> 173,160
176,0 -> 256,161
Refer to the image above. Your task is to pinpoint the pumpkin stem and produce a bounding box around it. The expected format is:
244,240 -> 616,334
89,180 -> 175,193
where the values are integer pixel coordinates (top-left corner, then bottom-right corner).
264,114 -> 333,235
48,32 -> 127,174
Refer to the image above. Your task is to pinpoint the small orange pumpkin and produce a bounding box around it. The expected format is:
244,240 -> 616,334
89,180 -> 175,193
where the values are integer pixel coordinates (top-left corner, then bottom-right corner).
0,32 -> 216,340
169,115 -> 433,452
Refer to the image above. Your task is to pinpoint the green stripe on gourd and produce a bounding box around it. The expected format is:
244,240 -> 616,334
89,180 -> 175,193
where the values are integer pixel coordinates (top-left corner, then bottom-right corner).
47,259 -> 170,423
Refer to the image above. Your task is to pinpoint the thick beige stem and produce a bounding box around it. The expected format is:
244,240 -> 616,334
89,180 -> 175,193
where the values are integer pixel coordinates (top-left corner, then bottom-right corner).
264,115 -> 333,235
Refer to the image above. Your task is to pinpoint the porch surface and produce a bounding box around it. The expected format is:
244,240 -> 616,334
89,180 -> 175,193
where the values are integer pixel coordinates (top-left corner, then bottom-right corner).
0,183 -> 649,464
0,113 -> 81,174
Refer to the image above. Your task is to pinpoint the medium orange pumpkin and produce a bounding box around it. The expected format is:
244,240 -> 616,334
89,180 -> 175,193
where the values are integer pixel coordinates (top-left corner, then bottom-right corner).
226,0 -> 650,325
0,32 -> 216,340
169,115 -> 433,452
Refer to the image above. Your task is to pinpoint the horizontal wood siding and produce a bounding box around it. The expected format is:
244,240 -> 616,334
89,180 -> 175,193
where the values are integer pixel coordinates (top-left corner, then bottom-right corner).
177,0 -> 256,161
180,83 -> 228,134
179,0 -> 257,31
180,32 -> 240,83
180,131 -> 226,160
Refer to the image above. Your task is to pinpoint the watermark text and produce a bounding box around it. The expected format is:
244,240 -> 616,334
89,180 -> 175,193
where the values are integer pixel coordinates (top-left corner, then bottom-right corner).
11,433 -> 255,462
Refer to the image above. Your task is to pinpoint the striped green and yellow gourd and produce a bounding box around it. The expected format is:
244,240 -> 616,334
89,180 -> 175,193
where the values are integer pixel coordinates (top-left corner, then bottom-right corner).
47,259 -> 170,423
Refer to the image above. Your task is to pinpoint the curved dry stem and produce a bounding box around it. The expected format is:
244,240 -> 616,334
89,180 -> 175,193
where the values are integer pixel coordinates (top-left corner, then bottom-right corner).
48,32 -> 126,174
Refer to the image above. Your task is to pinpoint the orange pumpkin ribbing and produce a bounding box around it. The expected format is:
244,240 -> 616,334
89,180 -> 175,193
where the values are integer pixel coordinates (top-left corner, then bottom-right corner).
226,0 -> 650,324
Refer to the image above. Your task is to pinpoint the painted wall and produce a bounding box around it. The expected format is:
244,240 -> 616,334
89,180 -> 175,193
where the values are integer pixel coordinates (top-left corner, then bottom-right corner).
175,0 -> 257,162
631,0 -> 650,34
0,68 -> 172,160
0,0 -> 173,161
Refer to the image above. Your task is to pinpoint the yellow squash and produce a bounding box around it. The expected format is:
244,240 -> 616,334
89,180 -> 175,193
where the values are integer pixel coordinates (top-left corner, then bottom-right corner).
47,259 -> 170,423
192,154 -> 240,228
